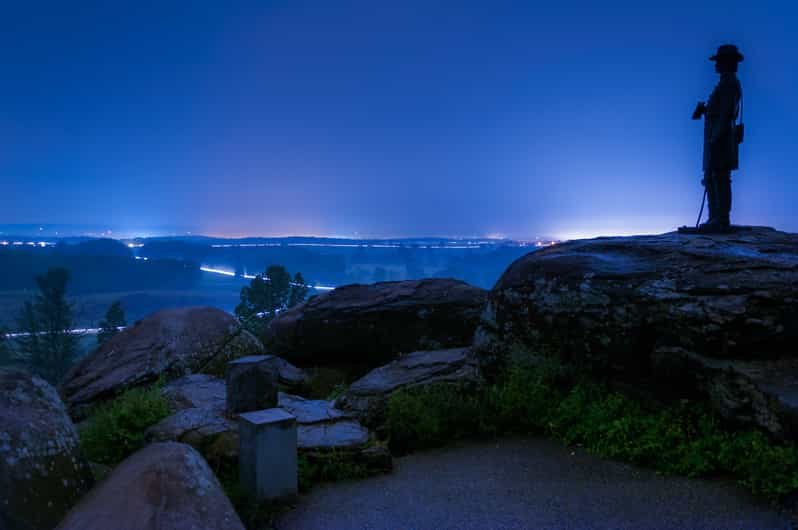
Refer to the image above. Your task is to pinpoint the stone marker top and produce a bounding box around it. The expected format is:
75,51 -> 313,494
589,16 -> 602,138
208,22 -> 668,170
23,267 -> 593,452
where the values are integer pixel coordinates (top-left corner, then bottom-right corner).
229,354 -> 275,365
239,408 -> 295,426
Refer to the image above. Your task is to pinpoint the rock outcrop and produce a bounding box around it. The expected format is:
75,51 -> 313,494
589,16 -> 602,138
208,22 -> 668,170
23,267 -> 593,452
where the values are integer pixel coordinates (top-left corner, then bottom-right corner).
145,407 -> 238,466
336,348 -> 483,425
146,375 -> 372,465
56,442 -> 245,530
0,369 -> 93,530
476,227 -> 798,438
60,307 -> 263,419
280,393 -> 369,450
263,279 -> 488,368
162,373 -> 227,412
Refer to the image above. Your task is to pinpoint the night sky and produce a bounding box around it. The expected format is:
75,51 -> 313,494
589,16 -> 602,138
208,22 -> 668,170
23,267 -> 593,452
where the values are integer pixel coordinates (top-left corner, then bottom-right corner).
1,1 -> 795,239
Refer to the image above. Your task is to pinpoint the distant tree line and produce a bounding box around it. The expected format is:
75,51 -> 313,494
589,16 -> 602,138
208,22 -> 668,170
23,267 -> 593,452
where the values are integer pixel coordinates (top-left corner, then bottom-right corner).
0,242 -> 201,294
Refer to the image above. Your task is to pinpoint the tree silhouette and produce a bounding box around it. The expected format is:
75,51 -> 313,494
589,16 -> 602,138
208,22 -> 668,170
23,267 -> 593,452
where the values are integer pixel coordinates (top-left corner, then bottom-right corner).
97,300 -> 127,346
235,264 -> 310,336
16,267 -> 78,383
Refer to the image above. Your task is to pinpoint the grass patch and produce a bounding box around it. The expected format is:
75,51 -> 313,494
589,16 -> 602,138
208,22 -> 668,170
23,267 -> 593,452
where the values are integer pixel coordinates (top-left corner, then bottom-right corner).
79,379 -> 170,466
298,450 -> 377,490
386,359 -> 798,502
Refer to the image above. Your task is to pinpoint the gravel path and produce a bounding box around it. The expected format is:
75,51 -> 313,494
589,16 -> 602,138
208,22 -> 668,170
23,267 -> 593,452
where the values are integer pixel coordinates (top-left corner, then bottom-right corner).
278,437 -> 791,530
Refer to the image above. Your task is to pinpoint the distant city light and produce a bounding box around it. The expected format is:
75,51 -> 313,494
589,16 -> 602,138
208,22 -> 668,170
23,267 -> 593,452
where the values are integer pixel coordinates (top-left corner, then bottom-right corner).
7,326 -> 126,339
205,241 -> 510,250
211,243 -> 281,248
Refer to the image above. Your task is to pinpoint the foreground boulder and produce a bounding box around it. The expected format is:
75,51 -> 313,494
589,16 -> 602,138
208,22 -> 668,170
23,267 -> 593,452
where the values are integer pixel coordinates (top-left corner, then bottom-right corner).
476,227 -> 798,438
336,348 -> 483,425
60,307 -> 263,419
263,279 -> 488,368
56,442 -> 244,530
0,369 -> 93,530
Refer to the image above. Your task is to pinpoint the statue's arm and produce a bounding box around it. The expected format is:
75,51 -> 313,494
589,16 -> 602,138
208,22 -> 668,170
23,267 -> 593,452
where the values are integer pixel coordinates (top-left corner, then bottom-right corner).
691,101 -> 706,120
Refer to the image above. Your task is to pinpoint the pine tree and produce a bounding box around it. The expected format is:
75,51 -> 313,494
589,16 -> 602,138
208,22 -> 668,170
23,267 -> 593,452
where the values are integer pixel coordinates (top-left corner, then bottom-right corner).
16,268 -> 78,383
235,265 -> 308,335
289,272 -> 309,307
97,300 -> 126,346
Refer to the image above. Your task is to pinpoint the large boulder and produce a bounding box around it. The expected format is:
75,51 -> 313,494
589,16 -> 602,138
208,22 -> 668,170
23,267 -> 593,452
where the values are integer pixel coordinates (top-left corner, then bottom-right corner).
60,307 -> 263,419
336,348 -> 483,425
476,227 -> 798,438
263,279 -> 488,368
56,442 -> 245,530
0,369 -> 93,530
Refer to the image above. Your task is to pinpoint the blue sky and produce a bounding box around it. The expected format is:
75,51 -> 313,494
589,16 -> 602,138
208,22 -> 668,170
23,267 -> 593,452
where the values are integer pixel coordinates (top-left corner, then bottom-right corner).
1,1 -> 795,239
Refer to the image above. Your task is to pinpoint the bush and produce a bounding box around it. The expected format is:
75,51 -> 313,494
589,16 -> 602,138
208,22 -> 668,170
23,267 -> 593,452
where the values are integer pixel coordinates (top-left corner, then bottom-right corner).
80,380 -> 170,465
387,384 -> 486,454
385,359 -> 798,502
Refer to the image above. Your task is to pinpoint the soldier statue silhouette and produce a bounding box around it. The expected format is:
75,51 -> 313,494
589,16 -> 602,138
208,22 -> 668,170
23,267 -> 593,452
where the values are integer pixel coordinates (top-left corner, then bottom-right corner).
682,44 -> 744,233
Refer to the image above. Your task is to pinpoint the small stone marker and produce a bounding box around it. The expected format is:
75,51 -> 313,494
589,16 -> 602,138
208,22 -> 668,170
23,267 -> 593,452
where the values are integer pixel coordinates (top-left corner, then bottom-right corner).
226,355 -> 279,415
239,408 -> 298,501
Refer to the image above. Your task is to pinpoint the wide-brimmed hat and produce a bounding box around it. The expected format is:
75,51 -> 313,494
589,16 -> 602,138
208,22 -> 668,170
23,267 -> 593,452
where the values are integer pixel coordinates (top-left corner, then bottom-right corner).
710,44 -> 744,62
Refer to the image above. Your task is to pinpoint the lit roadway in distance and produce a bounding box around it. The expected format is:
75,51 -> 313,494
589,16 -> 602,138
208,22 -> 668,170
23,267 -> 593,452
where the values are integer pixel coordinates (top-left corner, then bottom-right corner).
199,266 -> 336,291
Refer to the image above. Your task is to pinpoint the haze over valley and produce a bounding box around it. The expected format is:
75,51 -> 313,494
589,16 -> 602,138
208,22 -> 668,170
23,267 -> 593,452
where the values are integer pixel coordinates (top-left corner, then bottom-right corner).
0,225 -> 555,330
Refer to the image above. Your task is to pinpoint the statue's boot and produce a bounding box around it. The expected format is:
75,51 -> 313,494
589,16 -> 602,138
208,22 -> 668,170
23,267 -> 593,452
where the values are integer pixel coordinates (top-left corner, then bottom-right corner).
716,172 -> 732,231
698,176 -> 720,232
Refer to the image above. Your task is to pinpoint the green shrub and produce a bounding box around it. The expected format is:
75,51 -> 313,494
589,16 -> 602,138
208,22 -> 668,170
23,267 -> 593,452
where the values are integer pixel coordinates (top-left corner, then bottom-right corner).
387,383 -> 486,454
80,379 -> 170,465
385,359 -> 798,502
486,359 -> 564,434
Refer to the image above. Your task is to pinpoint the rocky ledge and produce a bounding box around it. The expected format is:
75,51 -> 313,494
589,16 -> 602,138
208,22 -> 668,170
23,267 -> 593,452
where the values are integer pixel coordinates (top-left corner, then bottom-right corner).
144,375 -> 375,467
476,227 -> 798,439
336,348 -> 483,426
